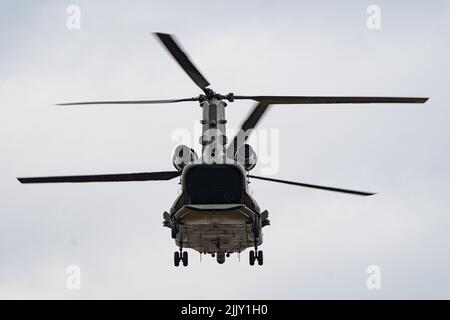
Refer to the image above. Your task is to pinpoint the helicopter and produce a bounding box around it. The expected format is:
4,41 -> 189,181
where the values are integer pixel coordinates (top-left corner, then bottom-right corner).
17,33 -> 428,267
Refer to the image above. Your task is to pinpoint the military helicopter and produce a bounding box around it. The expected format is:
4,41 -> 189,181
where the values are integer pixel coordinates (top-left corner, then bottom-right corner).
17,33 -> 428,267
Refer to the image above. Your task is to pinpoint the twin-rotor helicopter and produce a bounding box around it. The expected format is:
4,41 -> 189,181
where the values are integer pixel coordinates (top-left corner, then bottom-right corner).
18,33 -> 428,266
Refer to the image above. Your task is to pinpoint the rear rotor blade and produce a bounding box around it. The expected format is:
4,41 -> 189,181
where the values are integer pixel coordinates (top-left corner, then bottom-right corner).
233,96 -> 429,104
18,171 -> 181,184
240,102 -> 270,133
227,101 -> 269,157
154,32 -> 210,90
56,98 -> 198,106
248,174 -> 375,196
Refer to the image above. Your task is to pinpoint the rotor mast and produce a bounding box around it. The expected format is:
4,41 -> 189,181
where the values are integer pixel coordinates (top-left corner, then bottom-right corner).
199,89 -> 228,163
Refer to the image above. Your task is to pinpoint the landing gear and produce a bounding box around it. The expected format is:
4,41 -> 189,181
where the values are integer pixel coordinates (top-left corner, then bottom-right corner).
174,251 -> 180,267
249,220 -> 263,266
252,221 -> 260,238
257,250 -> 263,265
173,223 -> 188,267
171,223 -> 178,239
216,252 -> 225,264
249,250 -> 255,266
249,250 -> 263,266
174,250 -> 188,267
182,251 -> 188,266
174,239 -> 188,267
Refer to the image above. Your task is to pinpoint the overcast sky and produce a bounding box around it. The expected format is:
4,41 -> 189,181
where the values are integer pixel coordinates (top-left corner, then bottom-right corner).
1,0 -> 449,299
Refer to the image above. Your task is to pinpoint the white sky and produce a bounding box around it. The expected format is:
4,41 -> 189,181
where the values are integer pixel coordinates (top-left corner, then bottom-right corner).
1,0 -> 449,299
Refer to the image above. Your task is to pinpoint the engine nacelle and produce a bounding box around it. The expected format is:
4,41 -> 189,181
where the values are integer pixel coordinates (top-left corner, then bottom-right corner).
234,144 -> 257,171
173,145 -> 198,171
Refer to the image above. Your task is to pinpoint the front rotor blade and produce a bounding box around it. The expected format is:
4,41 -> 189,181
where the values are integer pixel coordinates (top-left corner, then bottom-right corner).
233,96 -> 429,104
56,98 -> 198,106
248,175 -> 375,196
227,101 -> 269,157
18,171 -> 181,184
154,32 -> 210,90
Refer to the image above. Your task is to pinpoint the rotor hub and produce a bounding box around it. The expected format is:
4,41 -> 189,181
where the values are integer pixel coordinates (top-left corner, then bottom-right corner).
199,89 -> 234,103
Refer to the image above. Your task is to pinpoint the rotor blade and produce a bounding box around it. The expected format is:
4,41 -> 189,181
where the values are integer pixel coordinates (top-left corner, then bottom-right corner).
240,102 -> 271,133
233,96 -> 429,105
227,102 -> 270,156
56,98 -> 198,106
17,171 -> 181,184
154,32 -> 210,90
248,175 -> 375,196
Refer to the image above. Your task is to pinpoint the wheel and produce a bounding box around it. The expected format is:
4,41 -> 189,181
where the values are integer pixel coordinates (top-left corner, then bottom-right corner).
174,251 -> 180,267
171,224 -> 178,239
217,253 -> 225,264
257,250 -> 263,265
249,250 -> 255,266
182,251 -> 188,266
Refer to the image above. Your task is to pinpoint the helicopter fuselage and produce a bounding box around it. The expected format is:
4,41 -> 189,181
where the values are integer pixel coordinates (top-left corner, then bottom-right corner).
162,94 -> 268,264
164,163 -> 268,264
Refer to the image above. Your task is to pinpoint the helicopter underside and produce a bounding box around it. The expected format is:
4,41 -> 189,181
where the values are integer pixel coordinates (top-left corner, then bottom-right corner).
173,204 -> 262,254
